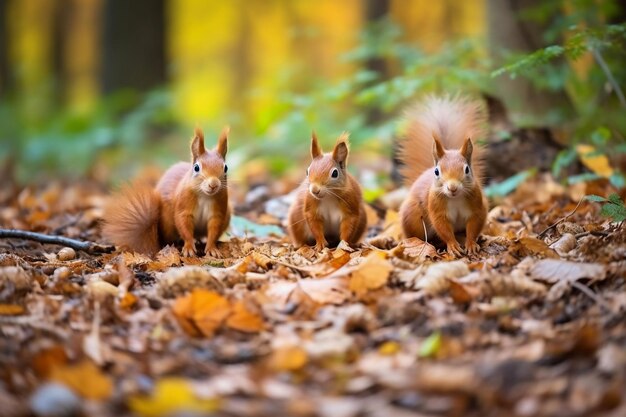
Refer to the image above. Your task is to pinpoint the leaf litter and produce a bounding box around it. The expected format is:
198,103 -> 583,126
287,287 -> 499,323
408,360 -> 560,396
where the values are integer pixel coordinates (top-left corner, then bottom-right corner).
0,176 -> 625,417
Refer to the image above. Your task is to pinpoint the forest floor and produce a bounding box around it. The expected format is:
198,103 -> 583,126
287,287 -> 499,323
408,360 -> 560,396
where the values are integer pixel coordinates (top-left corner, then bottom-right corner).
0,174 -> 625,417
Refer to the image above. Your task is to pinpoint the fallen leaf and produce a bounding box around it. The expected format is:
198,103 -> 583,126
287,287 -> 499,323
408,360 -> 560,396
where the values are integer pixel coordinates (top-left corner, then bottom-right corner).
0,304 -> 25,315
349,251 -> 393,295
531,259 -> 606,283
392,237 -> 438,262
549,233 -> 577,256
415,261 -> 469,294
32,346 -> 68,377
49,360 -> 113,400
270,346 -> 308,371
155,245 -> 182,267
514,237 -> 559,259
378,341 -> 401,355
129,378 -> 219,417
226,300 -> 265,333
577,144 -> 614,178
419,331 -> 442,358
183,289 -> 232,337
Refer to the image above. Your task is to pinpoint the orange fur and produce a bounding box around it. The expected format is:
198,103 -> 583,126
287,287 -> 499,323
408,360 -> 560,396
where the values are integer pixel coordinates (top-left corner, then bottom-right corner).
101,127 -> 231,257
288,132 -> 367,250
398,96 -> 488,257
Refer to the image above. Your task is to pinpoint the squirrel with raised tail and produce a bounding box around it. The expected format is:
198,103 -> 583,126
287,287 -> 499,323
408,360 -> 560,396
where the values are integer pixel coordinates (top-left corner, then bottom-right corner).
398,96 -> 488,257
288,132 -> 367,250
101,127 -> 231,257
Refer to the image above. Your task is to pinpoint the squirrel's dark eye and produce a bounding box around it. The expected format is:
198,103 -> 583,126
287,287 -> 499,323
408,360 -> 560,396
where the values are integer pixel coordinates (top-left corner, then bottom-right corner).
434,167 -> 440,177
331,168 -> 339,178
193,163 -> 200,173
224,164 -> 228,173
464,165 -> 470,175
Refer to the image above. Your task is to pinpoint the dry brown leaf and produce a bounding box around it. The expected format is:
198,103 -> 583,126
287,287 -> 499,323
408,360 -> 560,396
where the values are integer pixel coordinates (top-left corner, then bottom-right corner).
349,251 -> 393,295
549,233 -> 577,256
32,345 -> 68,377
153,245 -> 182,268
448,280 -> 474,304
392,238 -> 438,262
172,289 -> 232,337
514,237 -> 559,259
530,259 -> 606,283
251,252 -> 272,270
226,300 -> 265,333
0,304 -> 25,315
415,261 -> 469,294
158,267 -> 225,298
122,251 -> 153,267
50,360 -> 113,400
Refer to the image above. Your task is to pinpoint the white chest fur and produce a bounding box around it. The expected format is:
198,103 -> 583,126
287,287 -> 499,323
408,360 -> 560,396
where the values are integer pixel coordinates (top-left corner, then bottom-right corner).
317,197 -> 343,234
193,195 -> 214,233
446,197 -> 471,232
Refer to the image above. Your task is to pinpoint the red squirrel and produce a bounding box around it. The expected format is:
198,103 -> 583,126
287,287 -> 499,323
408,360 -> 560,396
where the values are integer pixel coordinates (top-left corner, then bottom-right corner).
288,132 -> 367,250
398,96 -> 488,257
101,127 -> 231,257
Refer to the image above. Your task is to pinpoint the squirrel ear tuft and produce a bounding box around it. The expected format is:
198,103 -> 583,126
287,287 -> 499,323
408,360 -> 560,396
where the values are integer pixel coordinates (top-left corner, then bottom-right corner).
460,137 -> 473,163
191,127 -> 205,159
332,132 -> 350,168
432,134 -> 445,162
216,126 -> 229,158
311,131 -> 322,159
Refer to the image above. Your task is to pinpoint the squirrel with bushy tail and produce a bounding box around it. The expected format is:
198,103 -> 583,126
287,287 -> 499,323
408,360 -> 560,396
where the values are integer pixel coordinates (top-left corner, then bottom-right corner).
398,96 -> 488,256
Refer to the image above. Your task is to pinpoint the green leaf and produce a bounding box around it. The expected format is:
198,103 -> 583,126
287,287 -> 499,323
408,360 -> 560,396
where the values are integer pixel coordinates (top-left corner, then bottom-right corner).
552,148 -> 577,177
419,331 -> 442,358
484,169 -> 536,199
229,216 -> 285,238
600,203 -> 626,222
609,173 -> 626,189
585,195 -> 607,202
608,193 -> 624,206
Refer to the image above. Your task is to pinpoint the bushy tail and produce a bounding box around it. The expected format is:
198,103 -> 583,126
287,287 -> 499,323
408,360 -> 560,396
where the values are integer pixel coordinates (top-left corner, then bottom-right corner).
101,181 -> 161,255
398,96 -> 487,185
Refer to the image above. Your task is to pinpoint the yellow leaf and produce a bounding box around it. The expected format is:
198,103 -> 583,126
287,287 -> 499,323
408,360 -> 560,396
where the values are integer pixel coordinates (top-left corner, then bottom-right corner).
50,360 -> 113,400
349,251 -> 393,295
0,304 -> 25,315
269,346 -> 308,371
576,144 -> 613,178
378,341 -> 400,355
226,301 -> 265,333
129,378 -> 219,417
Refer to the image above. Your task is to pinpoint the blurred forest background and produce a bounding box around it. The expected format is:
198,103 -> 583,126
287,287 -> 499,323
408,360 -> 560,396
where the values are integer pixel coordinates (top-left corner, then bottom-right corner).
0,0 -> 625,198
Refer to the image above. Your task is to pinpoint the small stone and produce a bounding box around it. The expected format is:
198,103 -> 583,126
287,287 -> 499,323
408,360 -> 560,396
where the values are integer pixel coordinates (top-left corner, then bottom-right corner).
30,383 -> 81,417
57,247 -> 76,261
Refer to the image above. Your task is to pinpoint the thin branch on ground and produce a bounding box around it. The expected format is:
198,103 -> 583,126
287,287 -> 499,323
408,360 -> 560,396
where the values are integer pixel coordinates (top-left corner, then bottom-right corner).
538,197 -> 585,238
0,229 -> 114,254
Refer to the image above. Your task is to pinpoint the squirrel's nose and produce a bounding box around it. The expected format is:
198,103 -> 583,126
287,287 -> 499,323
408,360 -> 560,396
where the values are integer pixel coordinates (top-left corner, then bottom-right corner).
309,184 -> 321,196
207,178 -> 220,190
447,183 -> 459,193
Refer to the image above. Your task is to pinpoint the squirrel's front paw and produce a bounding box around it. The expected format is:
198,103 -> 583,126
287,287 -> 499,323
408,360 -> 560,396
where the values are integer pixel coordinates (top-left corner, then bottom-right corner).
465,240 -> 480,255
204,244 -> 223,258
446,241 -> 465,258
313,240 -> 328,252
181,243 -> 197,257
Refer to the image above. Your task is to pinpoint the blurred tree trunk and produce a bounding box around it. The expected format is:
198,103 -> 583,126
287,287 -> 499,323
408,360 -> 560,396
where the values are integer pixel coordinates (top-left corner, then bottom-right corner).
101,0 -> 166,94
0,0 -> 12,96
364,0 -> 390,124
487,0 -> 575,129
52,0 -> 70,103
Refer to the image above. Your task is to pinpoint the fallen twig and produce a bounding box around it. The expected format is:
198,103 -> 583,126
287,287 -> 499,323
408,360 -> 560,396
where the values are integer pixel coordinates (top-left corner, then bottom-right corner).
0,229 -> 114,254
538,197 -> 585,239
